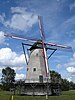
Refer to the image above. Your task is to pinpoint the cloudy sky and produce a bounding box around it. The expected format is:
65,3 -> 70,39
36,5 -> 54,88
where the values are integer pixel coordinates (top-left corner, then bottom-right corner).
0,0 -> 75,82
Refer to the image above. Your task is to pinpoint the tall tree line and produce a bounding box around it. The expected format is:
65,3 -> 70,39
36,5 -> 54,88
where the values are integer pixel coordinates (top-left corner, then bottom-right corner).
50,70 -> 75,91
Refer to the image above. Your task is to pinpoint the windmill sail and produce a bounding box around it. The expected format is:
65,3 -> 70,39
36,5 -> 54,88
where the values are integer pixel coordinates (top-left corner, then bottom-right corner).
4,34 -> 37,43
38,16 -> 49,77
4,33 -> 72,51
38,16 -> 45,39
45,42 -> 72,52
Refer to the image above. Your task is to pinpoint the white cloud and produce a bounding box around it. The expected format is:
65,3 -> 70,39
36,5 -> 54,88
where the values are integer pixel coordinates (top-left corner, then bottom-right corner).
0,68 -> 2,74
11,7 -> 27,14
0,14 -> 4,23
65,52 -> 75,73
15,73 -> 25,80
4,7 -> 38,31
0,31 -> 9,45
12,67 -> 23,71
73,52 -> 75,58
65,52 -> 75,68
56,64 -> 62,69
66,67 -> 75,73
64,52 -> 75,82
0,48 -> 28,69
65,61 -> 75,67
11,54 -> 26,66
67,77 -> 72,82
0,31 -> 6,44
0,47 -> 27,80
0,48 -> 16,64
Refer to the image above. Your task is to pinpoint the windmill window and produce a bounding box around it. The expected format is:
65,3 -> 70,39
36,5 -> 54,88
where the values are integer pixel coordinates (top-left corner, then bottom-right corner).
36,53 -> 38,56
27,68 -> 29,71
33,68 -> 36,72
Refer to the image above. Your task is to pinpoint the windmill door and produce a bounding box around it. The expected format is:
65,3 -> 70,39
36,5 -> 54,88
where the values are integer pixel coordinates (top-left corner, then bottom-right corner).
39,75 -> 43,83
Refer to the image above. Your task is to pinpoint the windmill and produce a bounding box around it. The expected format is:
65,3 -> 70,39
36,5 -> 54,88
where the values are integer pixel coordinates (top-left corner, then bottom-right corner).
4,16 -> 72,95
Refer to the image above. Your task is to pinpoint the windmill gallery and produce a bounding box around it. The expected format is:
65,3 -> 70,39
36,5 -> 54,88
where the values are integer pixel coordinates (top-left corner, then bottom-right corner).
4,16 -> 72,96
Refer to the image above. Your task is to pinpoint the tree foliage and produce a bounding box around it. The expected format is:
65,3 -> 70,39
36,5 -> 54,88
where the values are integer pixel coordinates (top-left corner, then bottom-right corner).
1,67 -> 16,91
50,70 -> 75,91
61,79 -> 70,91
50,70 -> 61,83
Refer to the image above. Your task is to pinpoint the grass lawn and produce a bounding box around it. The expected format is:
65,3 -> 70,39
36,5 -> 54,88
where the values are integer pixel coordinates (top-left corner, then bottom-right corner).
0,90 -> 75,100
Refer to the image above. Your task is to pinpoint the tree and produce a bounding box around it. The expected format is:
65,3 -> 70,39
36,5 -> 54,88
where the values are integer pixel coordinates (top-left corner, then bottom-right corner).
61,79 -> 70,91
1,67 -> 16,91
50,70 -> 61,83
50,70 -> 75,91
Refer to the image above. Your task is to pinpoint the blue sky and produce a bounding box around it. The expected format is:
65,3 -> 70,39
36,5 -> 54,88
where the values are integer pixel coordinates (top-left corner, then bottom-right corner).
0,0 -> 75,82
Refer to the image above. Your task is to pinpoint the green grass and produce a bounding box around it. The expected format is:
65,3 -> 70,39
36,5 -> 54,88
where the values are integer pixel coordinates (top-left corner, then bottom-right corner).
0,90 -> 75,100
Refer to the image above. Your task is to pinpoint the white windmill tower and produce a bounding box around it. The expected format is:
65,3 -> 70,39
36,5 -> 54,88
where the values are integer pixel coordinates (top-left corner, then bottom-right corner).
4,16 -> 72,95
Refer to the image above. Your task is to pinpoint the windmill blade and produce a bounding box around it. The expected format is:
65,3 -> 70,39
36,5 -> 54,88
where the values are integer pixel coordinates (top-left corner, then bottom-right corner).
45,42 -> 72,52
38,16 -> 45,40
46,42 -> 71,49
4,34 -> 72,51
4,34 -> 37,43
38,16 -> 49,77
